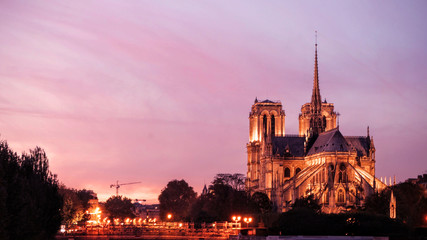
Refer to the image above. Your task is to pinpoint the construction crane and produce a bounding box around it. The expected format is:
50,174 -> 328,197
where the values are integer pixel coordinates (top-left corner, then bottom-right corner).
110,180 -> 141,196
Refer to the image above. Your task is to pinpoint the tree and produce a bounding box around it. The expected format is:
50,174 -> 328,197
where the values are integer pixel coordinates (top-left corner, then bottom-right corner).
105,195 -> 135,222
58,186 -> 97,227
250,192 -> 272,215
213,173 -> 245,191
59,186 -> 80,227
291,194 -> 321,213
158,179 -> 196,221
189,174 -> 270,223
77,189 -> 96,213
0,142 -> 62,240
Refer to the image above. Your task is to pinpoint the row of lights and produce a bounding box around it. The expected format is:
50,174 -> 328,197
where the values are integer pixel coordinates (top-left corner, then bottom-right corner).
88,212 -> 253,228
86,217 -> 158,226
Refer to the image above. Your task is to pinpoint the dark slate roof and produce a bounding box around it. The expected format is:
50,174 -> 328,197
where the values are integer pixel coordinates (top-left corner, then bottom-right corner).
260,99 -> 277,103
272,136 -> 305,157
307,128 -> 352,156
345,136 -> 370,157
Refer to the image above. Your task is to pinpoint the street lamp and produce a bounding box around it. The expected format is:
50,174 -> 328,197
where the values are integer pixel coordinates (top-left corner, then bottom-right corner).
232,216 -> 241,228
243,217 -> 252,228
167,213 -> 172,221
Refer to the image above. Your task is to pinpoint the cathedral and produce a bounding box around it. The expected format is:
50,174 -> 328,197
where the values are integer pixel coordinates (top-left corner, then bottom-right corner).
246,42 -> 387,213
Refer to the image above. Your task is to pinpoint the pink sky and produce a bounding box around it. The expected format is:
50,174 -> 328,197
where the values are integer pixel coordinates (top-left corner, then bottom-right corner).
0,1 -> 426,202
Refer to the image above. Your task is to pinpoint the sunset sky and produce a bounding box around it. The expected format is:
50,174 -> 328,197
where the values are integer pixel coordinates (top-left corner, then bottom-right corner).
1,1 -> 426,203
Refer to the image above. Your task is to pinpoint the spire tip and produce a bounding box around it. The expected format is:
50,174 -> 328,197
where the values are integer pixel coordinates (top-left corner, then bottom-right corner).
315,31 -> 318,46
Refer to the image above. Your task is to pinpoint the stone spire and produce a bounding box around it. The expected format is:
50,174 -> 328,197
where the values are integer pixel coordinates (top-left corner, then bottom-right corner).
311,32 -> 322,115
390,190 -> 396,219
307,32 -> 325,136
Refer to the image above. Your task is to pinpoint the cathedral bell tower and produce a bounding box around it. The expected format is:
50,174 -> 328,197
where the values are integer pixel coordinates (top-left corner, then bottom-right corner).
248,98 -> 286,143
246,99 -> 286,192
299,39 -> 337,136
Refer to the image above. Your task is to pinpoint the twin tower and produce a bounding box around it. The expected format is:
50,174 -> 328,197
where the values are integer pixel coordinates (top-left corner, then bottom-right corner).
248,42 -> 337,143
246,42 -> 381,213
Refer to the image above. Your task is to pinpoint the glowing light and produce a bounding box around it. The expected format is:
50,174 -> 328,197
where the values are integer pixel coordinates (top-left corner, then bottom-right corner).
243,216 -> 253,227
232,215 -> 241,229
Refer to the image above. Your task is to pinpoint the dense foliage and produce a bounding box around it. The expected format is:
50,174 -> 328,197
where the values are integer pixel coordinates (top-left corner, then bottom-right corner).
187,174 -> 272,223
105,195 -> 135,222
158,179 -> 197,221
291,194 -> 321,213
0,141 -> 62,240
59,187 -> 97,227
212,173 -> 246,191
364,182 -> 427,227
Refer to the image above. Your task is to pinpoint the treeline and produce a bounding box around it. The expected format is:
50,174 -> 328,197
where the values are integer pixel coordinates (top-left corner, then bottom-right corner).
159,175 -> 427,238
0,138 -> 138,239
158,174 -> 272,225
0,141 -> 61,240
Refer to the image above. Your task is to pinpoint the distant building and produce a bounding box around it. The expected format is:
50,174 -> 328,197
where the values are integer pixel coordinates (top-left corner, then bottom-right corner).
201,184 -> 208,195
246,42 -> 387,213
133,203 -> 160,220
87,198 -> 104,224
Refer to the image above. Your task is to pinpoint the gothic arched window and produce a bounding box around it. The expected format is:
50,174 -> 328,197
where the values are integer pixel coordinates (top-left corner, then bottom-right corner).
271,115 -> 275,137
295,168 -> 301,175
284,168 -> 290,178
322,116 -> 327,129
263,114 -> 268,138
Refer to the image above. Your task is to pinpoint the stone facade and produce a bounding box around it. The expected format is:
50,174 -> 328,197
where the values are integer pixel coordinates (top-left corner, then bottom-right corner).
246,43 -> 387,213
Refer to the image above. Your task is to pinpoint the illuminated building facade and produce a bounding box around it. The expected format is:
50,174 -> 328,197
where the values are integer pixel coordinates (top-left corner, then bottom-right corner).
246,43 -> 387,213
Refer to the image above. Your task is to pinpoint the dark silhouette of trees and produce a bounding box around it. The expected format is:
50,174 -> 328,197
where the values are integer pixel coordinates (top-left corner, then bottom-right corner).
203,180 -> 251,220
0,141 -> 62,240
188,174 -> 272,223
291,194 -> 321,213
365,182 -> 427,227
158,179 -> 196,221
105,195 -> 135,222
212,173 -> 245,191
